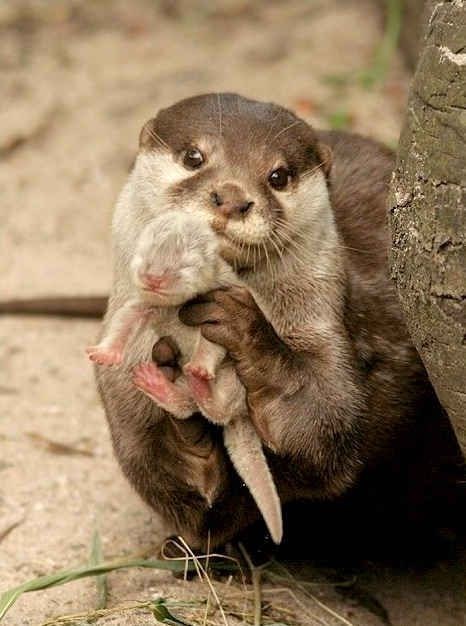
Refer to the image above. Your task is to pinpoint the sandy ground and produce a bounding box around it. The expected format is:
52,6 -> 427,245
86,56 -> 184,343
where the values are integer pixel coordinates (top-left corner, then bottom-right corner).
1,1 -> 465,625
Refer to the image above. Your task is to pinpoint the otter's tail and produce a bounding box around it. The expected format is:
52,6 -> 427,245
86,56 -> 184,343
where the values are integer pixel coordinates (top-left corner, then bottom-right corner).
0,296 -> 107,318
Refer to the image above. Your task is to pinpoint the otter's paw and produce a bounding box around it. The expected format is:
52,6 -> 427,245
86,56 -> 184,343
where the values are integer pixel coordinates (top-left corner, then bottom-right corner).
86,345 -> 123,366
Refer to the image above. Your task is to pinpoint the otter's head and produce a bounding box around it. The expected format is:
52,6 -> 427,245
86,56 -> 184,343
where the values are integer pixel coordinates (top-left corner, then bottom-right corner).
130,212 -> 220,306
114,93 -> 333,273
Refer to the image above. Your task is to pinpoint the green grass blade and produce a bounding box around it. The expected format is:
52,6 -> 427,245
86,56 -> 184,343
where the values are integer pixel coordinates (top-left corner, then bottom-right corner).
88,530 -> 108,610
151,598 -> 193,625
0,557 -> 201,621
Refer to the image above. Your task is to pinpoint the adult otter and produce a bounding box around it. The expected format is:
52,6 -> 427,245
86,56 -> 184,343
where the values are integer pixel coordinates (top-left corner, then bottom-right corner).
96,93 -> 464,554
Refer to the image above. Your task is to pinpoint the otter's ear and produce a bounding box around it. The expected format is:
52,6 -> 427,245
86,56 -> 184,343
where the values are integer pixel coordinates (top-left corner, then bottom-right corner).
139,118 -> 156,150
316,142 -> 333,179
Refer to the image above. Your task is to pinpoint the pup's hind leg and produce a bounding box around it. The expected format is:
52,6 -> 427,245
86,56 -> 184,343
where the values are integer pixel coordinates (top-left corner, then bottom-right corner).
187,364 -> 245,425
184,337 -> 226,382
133,362 -> 196,419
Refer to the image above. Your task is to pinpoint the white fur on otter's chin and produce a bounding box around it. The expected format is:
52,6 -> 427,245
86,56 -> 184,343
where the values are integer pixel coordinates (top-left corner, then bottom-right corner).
224,207 -> 271,245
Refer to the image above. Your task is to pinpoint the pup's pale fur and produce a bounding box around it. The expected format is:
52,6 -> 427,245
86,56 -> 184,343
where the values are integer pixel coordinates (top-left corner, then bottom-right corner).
88,211 -> 283,544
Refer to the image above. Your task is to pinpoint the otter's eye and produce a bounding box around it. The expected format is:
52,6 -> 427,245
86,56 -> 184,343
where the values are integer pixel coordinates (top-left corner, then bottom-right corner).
268,167 -> 290,191
183,147 -> 204,170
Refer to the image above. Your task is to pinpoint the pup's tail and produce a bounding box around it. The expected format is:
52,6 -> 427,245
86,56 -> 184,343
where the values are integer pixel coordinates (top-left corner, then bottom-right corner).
223,418 -> 283,544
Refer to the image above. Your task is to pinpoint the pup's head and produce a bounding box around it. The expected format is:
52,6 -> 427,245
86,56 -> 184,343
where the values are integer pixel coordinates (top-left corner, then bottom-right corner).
131,212 -> 219,306
115,93 -> 333,272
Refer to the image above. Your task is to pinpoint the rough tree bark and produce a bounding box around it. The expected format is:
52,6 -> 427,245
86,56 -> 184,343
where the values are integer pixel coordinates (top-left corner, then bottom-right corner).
390,0 -> 466,453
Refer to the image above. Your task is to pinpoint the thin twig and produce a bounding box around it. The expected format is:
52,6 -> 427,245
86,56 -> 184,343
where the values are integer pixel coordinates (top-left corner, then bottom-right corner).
238,543 -> 263,626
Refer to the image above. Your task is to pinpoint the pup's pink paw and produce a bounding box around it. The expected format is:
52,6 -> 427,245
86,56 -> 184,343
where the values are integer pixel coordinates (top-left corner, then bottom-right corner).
183,362 -> 214,381
185,370 -> 213,403
133,362 -> 171,404
86,345 -> 122,366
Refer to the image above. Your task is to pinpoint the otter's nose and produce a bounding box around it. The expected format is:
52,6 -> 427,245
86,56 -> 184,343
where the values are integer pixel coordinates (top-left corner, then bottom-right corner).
210,183 -> 254,218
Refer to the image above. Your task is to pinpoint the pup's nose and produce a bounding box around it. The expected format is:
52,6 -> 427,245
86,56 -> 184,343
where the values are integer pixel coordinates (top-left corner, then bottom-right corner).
210,183 -> 254,218
140,273 -> 172,292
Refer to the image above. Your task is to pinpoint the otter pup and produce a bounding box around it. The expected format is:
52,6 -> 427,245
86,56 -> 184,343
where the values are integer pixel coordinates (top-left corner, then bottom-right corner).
86,212 -> 229,384
96,93 -> 463,551
87,210 -> 283,544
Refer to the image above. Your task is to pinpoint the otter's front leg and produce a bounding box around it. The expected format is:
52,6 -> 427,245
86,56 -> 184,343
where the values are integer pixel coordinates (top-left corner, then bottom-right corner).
180,286 -> 366,499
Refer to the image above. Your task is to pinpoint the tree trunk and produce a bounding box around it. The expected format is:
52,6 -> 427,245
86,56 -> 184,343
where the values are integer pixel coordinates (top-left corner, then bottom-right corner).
389,1 -> 466,453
